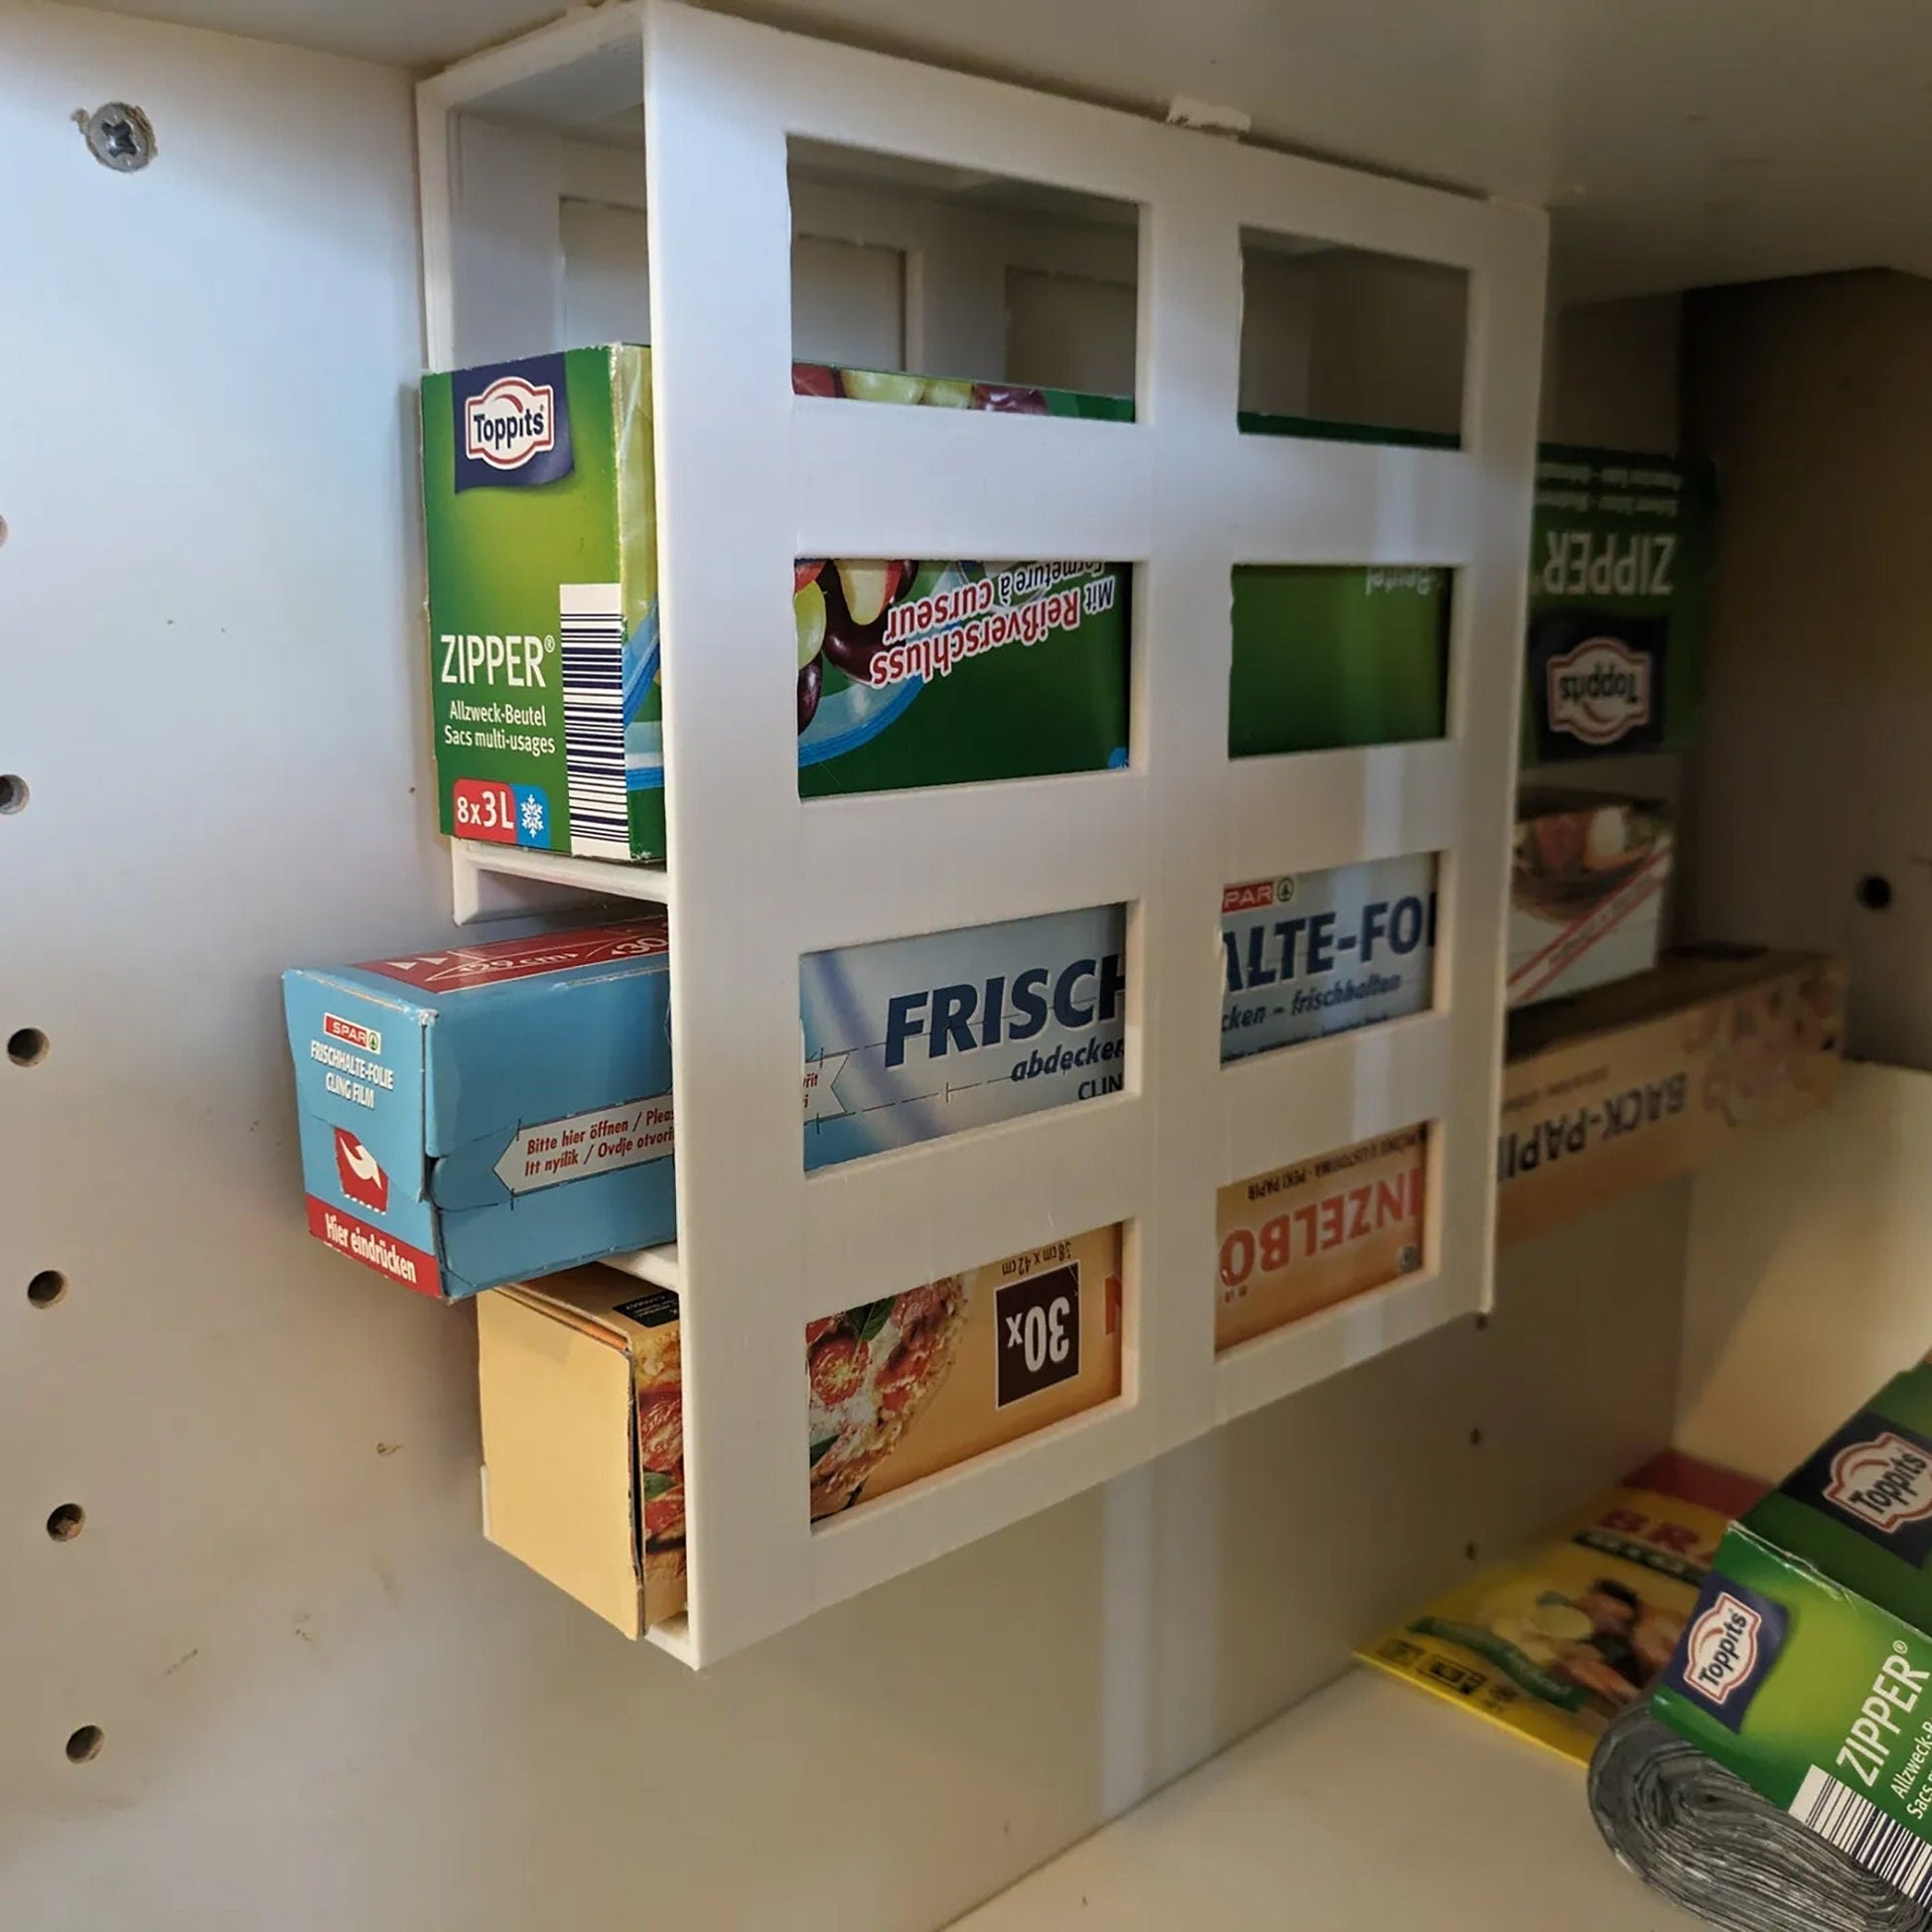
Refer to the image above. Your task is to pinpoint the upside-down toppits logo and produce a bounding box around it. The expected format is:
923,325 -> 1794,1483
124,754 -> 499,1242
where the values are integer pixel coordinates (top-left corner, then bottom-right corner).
1546,635 -> 1652,748
1826,1432 -> 1932,1534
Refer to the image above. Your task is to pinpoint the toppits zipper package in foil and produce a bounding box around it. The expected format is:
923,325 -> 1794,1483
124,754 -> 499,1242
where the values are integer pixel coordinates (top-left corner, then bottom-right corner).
1654,1358 -> 1932,1915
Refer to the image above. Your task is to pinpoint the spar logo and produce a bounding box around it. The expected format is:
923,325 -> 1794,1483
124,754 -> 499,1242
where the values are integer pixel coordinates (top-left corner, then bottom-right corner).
464,375 -> 555,472
1547,636 -> 1651,748
1825,1432 -> 1932,1534
323,1012 -> 380,1055
334,1127 -> 390,1215
1681,1592 -> 1764,1708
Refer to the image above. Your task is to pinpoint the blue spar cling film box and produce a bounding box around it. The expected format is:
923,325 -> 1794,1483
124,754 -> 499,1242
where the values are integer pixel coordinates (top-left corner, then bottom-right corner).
802,904 -> 1128,1169
1220,853 -> 1439,1062
284,920 -> 675,1299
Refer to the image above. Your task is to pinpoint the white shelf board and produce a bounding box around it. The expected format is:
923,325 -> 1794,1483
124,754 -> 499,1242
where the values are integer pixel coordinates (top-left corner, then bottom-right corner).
601,1243 -> 682,1291
452,838 -> 672,925
956,1670 -> 1699,1931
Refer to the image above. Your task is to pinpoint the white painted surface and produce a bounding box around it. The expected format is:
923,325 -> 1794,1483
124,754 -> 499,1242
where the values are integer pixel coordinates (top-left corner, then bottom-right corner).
1679,1061 -> 1932,1482
560,193 -> 911,369
0,1 -> 1696,1924
50,0 -> 1932,308
1685,271 -> 1932,1072
425,0 -> 1546,1661
958,1669 -> 1700,1931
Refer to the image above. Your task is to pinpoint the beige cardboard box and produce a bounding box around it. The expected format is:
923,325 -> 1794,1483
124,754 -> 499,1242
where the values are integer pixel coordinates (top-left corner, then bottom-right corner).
479,1229 -> 1124,1637
1509,791 -> 1673,1007
1498,948 -> 1846,1247
1215,1125 -> 1429,1351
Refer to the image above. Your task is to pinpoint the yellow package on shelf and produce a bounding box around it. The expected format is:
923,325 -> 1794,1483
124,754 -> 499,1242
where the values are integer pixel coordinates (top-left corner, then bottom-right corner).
1358,1455 -> 1765,1765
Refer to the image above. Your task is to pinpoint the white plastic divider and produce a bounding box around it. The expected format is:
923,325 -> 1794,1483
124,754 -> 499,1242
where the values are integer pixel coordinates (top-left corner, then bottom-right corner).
1224,741 -> 1461,882
601,1243 -> 682,1291
419,0 -> 1545,1664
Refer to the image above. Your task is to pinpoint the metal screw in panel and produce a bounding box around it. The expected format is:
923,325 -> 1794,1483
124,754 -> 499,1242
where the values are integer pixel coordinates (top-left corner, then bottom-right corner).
75,103 -> 156,173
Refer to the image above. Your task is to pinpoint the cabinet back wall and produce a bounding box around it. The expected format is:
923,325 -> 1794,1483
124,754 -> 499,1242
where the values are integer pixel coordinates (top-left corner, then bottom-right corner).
0,5 -> 1679,1924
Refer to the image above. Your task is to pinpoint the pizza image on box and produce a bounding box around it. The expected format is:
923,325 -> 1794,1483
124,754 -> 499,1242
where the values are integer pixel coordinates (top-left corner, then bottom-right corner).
630,1279 -> 972,1587
629,1300 -> 688,1593
630,1231 -> 1125,1587
805,1281 -> 971,1516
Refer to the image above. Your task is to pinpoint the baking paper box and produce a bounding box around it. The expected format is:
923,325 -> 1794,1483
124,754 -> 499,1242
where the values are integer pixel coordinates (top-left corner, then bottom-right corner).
283,920 -> 674,1299
479,1230 -> 1124,1637
1497,948 -> 1844,1247
1653,1359 -> 1932,1911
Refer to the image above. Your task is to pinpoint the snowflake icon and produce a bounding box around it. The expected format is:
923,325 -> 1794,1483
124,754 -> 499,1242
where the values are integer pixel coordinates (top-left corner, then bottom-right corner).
519,793 -> 546,839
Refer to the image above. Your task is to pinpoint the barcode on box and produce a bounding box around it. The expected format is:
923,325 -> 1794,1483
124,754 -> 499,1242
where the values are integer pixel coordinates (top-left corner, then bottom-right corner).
559,582 -> 628,859
1790,1764 -> 1932,1903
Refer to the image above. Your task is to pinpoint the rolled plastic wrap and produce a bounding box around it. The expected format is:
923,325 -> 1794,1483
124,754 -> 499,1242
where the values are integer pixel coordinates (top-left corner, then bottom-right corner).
1588,1704 -> 1930,1931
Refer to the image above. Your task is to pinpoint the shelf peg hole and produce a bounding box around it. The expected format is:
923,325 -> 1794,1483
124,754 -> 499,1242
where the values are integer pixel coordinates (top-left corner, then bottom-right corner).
8,1028 -> 48,1066
66,1725 -> 103,1763
0,774 -> 26,814
47,1504 -> 84,1541
28,1270 -> 67,1309
1858,874 -> 1893,912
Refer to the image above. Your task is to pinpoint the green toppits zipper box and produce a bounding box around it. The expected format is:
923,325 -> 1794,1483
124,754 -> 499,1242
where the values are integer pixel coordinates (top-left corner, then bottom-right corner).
1524,446 -> 1715,763
1653,1358 -> 1932,1908
420,349 -> 1133,864
1227,565 -> 1449,758
1235,411 -> 1718,765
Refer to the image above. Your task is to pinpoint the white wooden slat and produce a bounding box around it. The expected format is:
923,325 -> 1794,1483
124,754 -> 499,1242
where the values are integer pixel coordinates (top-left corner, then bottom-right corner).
426,0 -> 647,120
641,5 -> 817,1662
1123,177 -> 1249,1487
796,772 -> 1148,952
792,401 -> 1149,560
807,1394 -> 1166,1613
1214,1268 -> 1467,1425
602,1243 -> 682,1290
1434,205 -> 1548,1318
1216,1011 -> 1450,1188
1224,740 -> 1459,883
800,1095 -> 1151,1317
451,839 -> 674,906
1225,436 -> 1474,566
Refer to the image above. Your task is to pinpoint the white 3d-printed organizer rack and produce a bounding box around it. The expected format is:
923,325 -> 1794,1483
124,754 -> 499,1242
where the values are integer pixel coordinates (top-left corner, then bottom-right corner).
418,0 -> 1547,1664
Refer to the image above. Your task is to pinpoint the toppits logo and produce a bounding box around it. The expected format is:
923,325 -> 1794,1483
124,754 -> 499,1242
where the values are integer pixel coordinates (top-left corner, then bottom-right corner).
1547,636 -> 1652,748
334,1128 -> 390,1214
450,353 -> 575,492
1682,1592 -> 1764,1708
464,375 -> 554,472
1825,1433 -> 1932,1533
